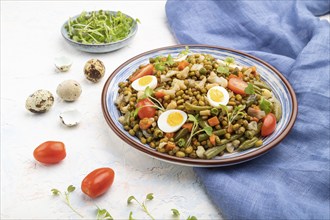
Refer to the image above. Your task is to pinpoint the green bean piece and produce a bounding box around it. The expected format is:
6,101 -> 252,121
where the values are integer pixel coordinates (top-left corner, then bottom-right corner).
176,138 -> 186,147
184,102 -> 212,111
219,134 -> 242,145
253,81 -> 271,91
272,99 -> 282,122
198,133 -> 209,142
238,137 -> 259,151
211,108 -> 219,116
174,128 -> 189,141
246,94 -> 257,107
204,144 -> 226,159
153,129 -> 164,138
213,129 -> 226,136
215,136 -> 221,145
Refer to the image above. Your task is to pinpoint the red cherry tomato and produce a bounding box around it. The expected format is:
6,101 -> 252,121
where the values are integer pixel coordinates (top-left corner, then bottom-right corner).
130,64 -> 154,82
261,113 -> 277,136
136,98 -> 156,119
81,168 -> 115,198
228,77 -> 248,95
33,141 -> 66,164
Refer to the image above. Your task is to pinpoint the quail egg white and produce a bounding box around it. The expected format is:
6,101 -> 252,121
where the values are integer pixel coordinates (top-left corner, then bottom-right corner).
206,86 -> 229,107
25,89 -> 54,113
131,75 -> 157,91
157,110 -> 187,133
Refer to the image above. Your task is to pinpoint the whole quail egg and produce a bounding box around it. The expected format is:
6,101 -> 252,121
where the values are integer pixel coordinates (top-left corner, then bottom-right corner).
56,80 -> 82,102
25,89 -> 54,113
84,59 -> 105,82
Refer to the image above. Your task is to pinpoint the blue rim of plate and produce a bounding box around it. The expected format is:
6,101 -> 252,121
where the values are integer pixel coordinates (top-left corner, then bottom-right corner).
101,45 -> 298,167
61,11 -> 138,46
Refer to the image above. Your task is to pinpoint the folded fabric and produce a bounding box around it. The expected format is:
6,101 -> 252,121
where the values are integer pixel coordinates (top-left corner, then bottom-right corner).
166,1 -> 330,219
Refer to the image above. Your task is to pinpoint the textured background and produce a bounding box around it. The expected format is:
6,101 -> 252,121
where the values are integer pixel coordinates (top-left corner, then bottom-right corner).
0,1 -> 220,219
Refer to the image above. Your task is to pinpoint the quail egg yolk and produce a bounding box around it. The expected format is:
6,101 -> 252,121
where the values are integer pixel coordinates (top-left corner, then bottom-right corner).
138,76 -> 153,86
131,75 -> 157,91
209,89 -> 224,102
167,112 -> 184,126
207,86 -> 230,107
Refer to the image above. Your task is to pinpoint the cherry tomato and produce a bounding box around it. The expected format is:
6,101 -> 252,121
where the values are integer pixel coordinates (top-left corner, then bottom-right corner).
261,113 -> 277,136
228,77 -> 248,95
81,167 -> 115,198
136,98 -> 156,119
33,141 -> 66,164
130,64 -> 154,82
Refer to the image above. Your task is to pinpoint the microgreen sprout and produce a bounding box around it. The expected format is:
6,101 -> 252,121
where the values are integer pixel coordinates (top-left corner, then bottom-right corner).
127,193 -> 155,220
96,206 -> 114,220
185,114 -> 213,147
154,54 -> 174,71
220,104 -> 246,127
129,211 -> 135,220
51,185 -> 83,218
65,10 -> 139,44
171,208 -> 180,216
180,46 -> 191,55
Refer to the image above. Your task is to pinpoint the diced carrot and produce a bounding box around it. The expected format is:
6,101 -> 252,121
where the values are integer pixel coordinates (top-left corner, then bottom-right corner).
208,116 -> 220,127
165,132 -> 174,138
155,91 -> 165,99
209,134 -> 216,146
182,123 -> 193,132
139,118 -> 152,130
165,142 -> 176,151
251,117 -> 260,122
178,60 -> 189,71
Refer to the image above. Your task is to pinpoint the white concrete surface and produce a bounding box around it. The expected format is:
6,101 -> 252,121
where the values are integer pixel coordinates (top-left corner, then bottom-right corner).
1,1 -> 221,219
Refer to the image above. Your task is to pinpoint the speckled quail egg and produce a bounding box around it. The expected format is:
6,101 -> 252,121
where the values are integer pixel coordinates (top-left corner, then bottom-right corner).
157,110 -> 187,133
84,59 -> 105,82
56,80 -> 82,102
206,86 -> 229,107
25,89 -> 54,113
131,75 -> 158,91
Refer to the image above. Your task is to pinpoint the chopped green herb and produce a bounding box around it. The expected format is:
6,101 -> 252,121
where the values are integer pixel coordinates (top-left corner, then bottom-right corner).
244,83 -> 255,95
187,216 -> 198,220
217,66 -> 230,75
259,97 -> 272,114
224,57 -> 235,65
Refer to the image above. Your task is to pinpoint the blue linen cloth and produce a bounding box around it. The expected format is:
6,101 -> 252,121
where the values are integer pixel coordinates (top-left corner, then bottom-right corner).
166,1 -> 330,219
